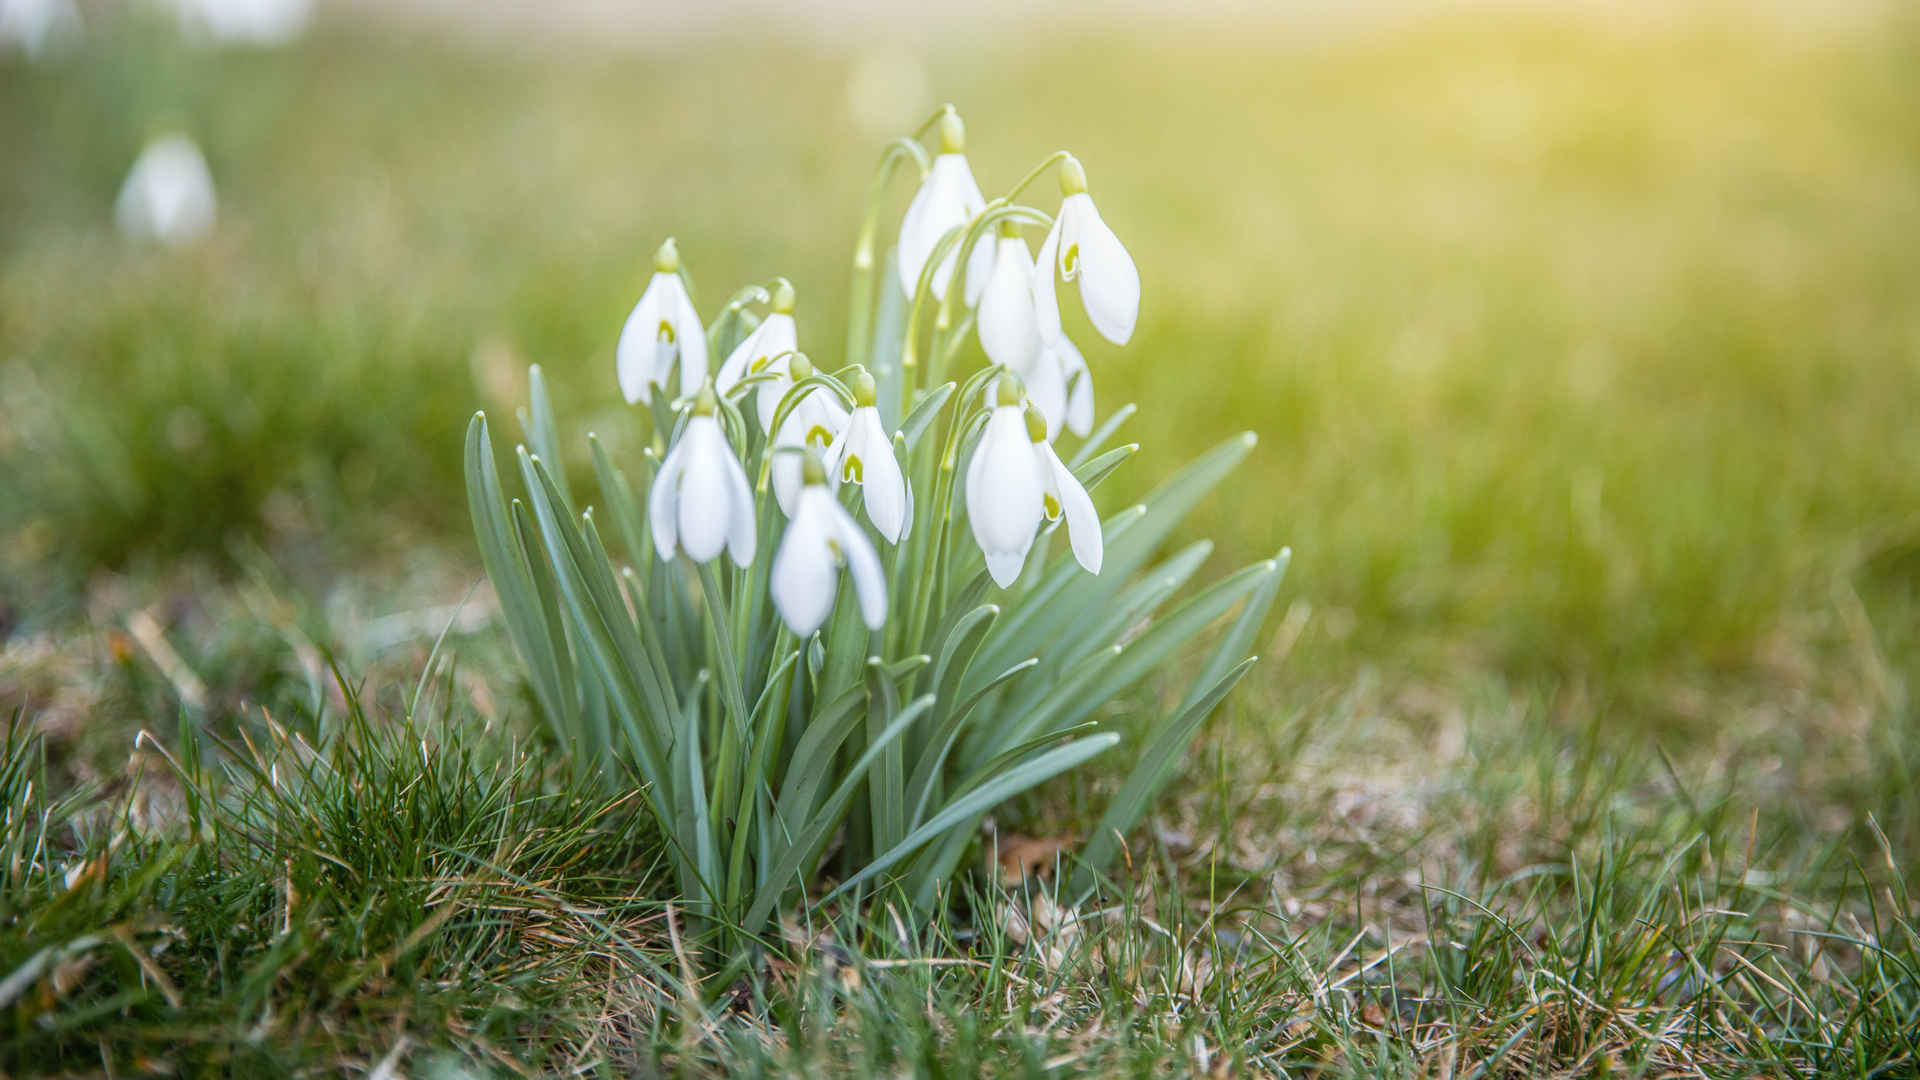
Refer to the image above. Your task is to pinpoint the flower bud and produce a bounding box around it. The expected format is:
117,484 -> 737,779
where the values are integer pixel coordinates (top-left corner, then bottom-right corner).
771,277 -> 796,315
652,237 -> 681,274
851,368 -> 877,408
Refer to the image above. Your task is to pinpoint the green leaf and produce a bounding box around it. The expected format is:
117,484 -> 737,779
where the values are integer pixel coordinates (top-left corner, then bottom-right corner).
898,381 -> 957,452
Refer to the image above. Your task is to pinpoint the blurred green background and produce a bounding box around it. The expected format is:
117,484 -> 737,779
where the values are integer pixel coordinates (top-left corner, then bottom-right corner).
4,4 -> 1919,767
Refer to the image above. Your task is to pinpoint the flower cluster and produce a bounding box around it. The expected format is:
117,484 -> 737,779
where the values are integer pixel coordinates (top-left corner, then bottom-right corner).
615,107 -> 1139,635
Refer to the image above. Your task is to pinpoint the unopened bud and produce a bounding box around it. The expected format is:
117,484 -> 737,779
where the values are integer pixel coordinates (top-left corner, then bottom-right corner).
771,277 -> 795,315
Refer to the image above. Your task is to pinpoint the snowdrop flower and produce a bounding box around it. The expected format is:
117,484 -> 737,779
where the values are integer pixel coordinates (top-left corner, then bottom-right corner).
1034,154 -> 1140,347
1,0 -> 82,58
771,453 -> 888,637
897,110 -> 993,304
617,238 -> 707,405
967,376 -> 1103,586
769,354 -> 850,515
649,383 -> 755,567
716,278 -> 799,431
115,134 -> 217,246
824,370 -> 907,543
966,377 -> 1045,587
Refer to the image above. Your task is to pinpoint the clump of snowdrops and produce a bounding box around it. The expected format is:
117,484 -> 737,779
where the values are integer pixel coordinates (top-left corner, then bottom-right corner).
465,107 -> 1288,955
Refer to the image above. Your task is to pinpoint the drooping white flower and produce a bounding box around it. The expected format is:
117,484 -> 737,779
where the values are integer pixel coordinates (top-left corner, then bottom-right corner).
1022,333 -> 1094,441
648,384 -> 755,567
1033,154 -> 1140,347
715,279 -> 799,432
897,111 -> 993,304
115,134 -> 217,246
1,0 -> 82,58
975,225 -> 1040,375
1035,437 -> 1102,575
769,355 -> 851,515
616,238 -> 707,405
965,378 -> 1047,587
771,453 -> 888,636
823,370 -> 907,543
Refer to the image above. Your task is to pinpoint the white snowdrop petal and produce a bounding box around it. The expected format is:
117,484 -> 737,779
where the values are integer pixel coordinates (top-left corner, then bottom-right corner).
722,450 -> 757,566
616,280 -> 667,404
1070,196 -> 1141,345
849,409 -> 907,543
965,407 -> 1043,555
1042,442 -> 1103,574
977,238 -> 1040,373
676,419 -> 733,562
984,547 -> 1030,588
1057,336 -> 1095,437
897,157 -> 960,298
1024,344 -> 1068,442
673,283 -> 708,398
771,495 -> 838,635
834,507 -> 890,629
647,444 -> 684,561
1031,217 -> 1065,345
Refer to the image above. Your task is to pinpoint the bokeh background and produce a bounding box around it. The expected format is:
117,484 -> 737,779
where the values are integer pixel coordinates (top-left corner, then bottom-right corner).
5,0 -> 1920,851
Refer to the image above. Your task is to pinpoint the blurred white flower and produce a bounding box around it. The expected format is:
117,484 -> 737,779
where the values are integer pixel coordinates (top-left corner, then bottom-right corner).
1034,155 -> 1139,347
165,0 -> 310,46
770,357 -> 850,516
617,239 -> 707,404
897,111 -> 992,304
771,454 -> 888,636
824,370 -> 907,543
0,0 -> 82,58
716,279 -> 799,431
649,386 -> 755,567
115,134 -> 217,246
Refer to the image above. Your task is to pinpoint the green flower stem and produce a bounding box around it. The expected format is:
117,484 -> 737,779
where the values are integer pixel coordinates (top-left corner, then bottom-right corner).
848,138 -> 931,374
927,204 -> 1051,388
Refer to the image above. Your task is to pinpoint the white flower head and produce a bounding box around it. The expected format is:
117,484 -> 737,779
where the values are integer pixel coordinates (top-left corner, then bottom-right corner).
617,238 -> 708,405
769,355 -> 850,515
824,369 -> 907,543
1,0 -> 83,58
114,134 -> 217,246
648,383 -> 755,567
965,377 -> 1046,587
772,453 -> 888,637
1033,155 -> 1140,347
715,278 -> 799,432
897,110 -> 993,305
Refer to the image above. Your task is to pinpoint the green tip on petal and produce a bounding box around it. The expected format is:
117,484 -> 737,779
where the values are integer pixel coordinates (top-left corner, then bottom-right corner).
995,373 -> 1025,408
789,353 -> 813,381
771,277 -> 796,314
801,450 -> 828,487
1024,404 -> 1048,443
693,381 -> 718,416
1059,155 -> 1088,197
653,237 -> 681,273
938,110 -> 966,154
852,368 -> 877,408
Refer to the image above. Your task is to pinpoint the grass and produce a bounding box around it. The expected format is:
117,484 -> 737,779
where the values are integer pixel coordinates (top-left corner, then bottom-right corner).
4,6 -> 1920,1075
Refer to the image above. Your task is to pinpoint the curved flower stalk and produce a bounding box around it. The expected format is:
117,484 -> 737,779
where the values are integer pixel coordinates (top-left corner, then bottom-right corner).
897,111 -> 993,304
825,370 -> 908,543
617,238 -> 707,404
466,109 -> 1287,960
772,453 -> 889,636
1034,155 -> 1141,347
648,383 -> 755,566
716,278 -> 800,430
